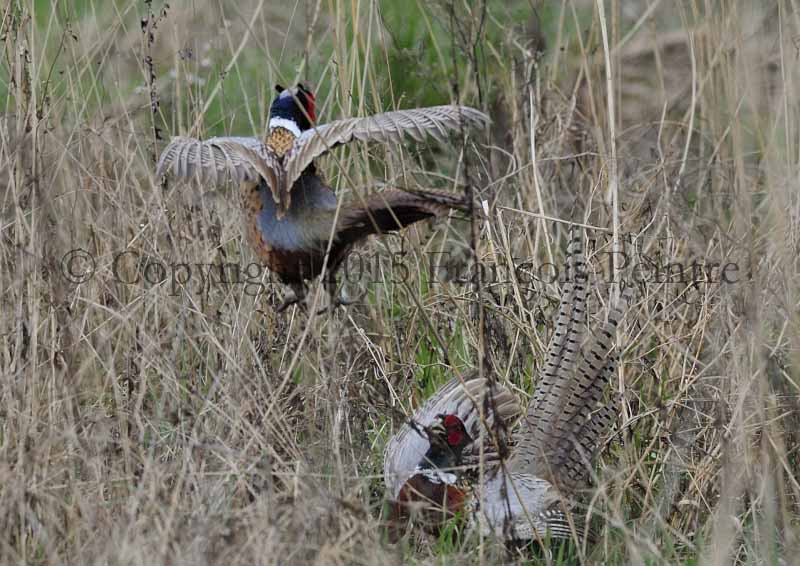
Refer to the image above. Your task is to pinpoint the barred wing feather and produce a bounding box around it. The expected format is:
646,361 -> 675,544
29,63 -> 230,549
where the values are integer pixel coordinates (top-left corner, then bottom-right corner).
284,105 -> 489,197
155,136 -> 281,190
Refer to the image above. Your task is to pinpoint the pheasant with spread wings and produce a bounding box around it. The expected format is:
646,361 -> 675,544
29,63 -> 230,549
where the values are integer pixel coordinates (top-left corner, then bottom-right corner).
384,232 -> 637,542
156,83 -> 489,310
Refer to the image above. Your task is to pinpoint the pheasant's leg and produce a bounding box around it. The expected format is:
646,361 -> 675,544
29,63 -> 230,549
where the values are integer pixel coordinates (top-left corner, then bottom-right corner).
276,282 -> 306,313
316,275 -> 358,314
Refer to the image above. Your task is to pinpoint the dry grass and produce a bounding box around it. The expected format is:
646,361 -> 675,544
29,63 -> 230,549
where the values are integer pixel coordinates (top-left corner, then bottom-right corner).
1,0 -> 799,564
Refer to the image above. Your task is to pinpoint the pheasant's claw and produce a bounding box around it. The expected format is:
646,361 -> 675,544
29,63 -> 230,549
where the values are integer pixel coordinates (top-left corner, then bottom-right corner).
334,293 -> 360,307
316,291 -> 364,315
276,295 -> 301,313
316,299 -> 344,316
274,283 -> 309,313
276,290 -> 307,313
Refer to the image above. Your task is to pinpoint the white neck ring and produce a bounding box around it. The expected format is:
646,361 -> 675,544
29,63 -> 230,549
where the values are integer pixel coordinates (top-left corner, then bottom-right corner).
269,117 -> 301,137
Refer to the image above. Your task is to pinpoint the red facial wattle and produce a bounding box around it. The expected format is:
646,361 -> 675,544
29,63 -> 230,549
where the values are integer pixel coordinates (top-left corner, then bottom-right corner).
298,85 -> 316,123
447,429 -> 463,447
306,96 -> 316,122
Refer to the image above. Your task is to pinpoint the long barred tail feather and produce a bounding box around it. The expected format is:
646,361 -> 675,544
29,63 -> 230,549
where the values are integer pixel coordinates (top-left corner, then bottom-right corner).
512,228 -> 636,494
512,229 -> 589,475
548,285 -> 636,492
335,188 -> 468,247
534,280 -> 636,492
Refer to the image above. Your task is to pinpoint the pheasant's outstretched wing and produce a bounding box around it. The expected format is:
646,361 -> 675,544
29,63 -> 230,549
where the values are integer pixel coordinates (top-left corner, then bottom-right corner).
283,106 -> 489,198
512,230 -> 635,493
155,136 -> 281,191
383,374 -> 520,499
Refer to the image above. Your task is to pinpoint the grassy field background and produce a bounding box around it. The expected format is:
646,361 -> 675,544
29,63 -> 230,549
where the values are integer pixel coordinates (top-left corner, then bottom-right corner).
2,0 -> 799,564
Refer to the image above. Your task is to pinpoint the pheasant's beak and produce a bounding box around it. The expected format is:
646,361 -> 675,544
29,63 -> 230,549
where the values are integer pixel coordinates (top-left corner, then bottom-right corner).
425,420 -> 446,443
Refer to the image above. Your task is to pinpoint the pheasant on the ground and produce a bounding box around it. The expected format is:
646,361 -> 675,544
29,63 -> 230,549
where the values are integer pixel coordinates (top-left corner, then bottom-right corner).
156,83 -> 489,311
386,383 -> 521,533
384,231 -> 636,542
390,413 -> 474,529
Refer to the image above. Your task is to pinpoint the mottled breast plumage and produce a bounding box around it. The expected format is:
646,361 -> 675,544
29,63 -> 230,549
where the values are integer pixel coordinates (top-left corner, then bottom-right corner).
266,127 -> 296,157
